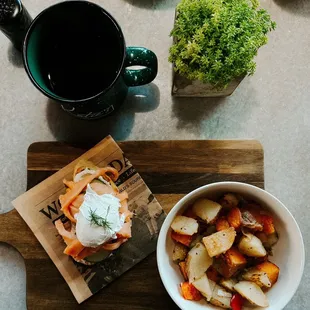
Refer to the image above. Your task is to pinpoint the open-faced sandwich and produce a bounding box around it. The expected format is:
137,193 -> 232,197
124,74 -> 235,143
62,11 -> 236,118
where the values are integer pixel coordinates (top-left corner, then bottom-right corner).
55,160 -> 132,265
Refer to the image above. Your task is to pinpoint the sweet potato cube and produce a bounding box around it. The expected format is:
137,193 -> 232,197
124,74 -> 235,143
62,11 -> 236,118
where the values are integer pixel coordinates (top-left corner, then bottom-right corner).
179,261 -> 188,281
180,282 -> 202,301
206,265 -> 221,283
216,217 -> 230,231
227,207 -> 242,230
171,231 -> 193,247
256,261 -> 280,286
220,247 -> 247,278
261,215 -> 276,235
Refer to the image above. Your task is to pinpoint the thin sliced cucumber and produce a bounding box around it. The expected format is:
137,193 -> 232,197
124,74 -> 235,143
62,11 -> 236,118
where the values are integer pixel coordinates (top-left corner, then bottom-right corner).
85,250 -> 111,263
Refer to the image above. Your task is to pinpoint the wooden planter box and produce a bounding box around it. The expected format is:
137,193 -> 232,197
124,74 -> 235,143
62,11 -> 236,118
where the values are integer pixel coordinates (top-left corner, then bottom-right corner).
172,70 -> 244,97
171,10 -> 244,97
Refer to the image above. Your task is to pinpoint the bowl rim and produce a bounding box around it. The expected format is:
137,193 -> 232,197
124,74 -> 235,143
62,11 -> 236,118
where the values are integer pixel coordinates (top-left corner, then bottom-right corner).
157,181 -> 305,310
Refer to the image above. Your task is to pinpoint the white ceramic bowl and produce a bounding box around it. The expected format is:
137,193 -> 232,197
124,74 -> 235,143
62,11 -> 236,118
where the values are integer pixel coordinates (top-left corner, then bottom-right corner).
157,182 -> 304,310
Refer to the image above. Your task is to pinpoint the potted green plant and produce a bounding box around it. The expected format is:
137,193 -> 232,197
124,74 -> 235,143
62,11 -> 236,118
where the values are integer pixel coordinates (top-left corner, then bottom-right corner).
169,0 -> 276,97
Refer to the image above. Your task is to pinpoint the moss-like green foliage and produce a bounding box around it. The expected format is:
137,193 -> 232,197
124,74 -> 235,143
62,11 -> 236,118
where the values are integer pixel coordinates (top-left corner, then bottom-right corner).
169,0 -> 276,88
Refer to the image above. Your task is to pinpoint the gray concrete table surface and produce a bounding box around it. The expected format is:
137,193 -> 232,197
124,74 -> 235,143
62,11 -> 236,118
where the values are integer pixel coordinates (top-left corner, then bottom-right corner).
0,0 -> 309,309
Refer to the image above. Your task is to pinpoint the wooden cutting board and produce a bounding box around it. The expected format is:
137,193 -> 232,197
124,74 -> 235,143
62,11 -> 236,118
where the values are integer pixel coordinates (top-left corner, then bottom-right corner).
0,140 -> 264,310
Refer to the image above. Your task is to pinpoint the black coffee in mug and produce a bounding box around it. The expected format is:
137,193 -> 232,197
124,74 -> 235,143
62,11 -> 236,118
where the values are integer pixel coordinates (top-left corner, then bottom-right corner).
44,6 -> 122,99
23,1 -> 158,119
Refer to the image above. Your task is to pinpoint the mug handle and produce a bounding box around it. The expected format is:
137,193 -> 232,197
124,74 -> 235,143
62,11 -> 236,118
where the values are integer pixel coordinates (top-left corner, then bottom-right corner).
123,47 -> 158,87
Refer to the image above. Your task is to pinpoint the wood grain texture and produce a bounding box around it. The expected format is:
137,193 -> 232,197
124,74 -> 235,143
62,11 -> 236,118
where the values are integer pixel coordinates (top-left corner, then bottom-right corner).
0,140 -> 264,309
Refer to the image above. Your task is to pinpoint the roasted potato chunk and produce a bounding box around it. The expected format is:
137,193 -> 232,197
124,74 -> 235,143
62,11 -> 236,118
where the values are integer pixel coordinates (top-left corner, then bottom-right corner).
234,281 -> 269,307
220,278 -> 237,292
209,281 -> 232,309
172,243 -> 188,263
242,267 -> 271,288
238,233 -> 267,257
185,242 -> 213,283
192,274 -> 214,301
192,198 -> 222,223
203,227 -> 236,257
171,215 -> 199,235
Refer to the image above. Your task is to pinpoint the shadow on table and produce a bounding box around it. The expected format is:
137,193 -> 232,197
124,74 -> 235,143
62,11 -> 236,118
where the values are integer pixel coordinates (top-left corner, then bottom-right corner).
7,44 -> 24,68
274,0 -> 310,15
172,96 -> 226,133
122,0 -> 179,10
46,83 -> 160,144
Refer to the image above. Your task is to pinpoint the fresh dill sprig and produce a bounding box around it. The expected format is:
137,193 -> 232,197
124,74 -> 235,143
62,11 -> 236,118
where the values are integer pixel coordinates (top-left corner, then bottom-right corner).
88,206 -> 112,229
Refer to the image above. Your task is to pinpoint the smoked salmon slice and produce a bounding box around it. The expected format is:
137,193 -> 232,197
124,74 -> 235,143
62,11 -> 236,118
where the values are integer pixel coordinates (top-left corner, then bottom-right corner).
64,239 -> 85,257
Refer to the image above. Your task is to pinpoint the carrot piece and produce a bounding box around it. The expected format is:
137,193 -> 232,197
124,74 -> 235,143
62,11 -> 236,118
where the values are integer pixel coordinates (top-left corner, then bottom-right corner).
171,231 -> 192,247
207,266 -> 221,282
261,215 -> 275,235
256,261 -> 280,286
179,261 -> 188,281
227,207 -> 242,230
64,239 -> 85,257
180,282 -> 202,301
216,217 -> 230,231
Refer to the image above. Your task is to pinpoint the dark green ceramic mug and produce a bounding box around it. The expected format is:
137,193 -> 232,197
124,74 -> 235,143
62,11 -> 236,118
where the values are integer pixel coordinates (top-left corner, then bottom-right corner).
23,0 -> 158,119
